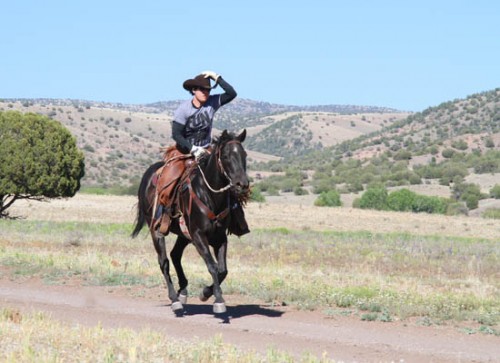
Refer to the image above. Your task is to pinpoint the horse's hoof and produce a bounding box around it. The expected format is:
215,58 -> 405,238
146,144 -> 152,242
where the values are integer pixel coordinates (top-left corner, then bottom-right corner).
199,292 -> 209,302
178,293 -> 188,305
171,301 -> 183,312
213,302 -> 226,314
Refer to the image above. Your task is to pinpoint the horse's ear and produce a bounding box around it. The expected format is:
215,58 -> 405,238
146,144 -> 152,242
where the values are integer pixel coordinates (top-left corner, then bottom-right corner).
221,130 -> 229,138
237,129 -> 247,143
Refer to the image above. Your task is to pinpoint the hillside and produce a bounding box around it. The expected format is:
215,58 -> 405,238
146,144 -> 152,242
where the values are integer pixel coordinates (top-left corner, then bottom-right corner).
250,89 -> 500,216
1,89 -> 498,212
277,88 -> 500,169
341,88 -> 500,165
0,98 -> 406,188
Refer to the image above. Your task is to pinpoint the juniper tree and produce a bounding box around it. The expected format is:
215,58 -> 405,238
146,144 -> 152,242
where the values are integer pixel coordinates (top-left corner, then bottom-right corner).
0,111 -> 85,217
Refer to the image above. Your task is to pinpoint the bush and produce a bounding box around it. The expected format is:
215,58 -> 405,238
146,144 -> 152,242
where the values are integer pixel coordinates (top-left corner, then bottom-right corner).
439,163 -> 468,185
451,139 -> 468,150
474,159 -> 499,174
411,195 -> 448,214
357,187 -> 388,210
250,186 -> 265,202
441,148 -> 455,158
452,182 -> 484,210
462,194 -> 479,209
314,190 -> 342,207
387,189 -> 416,212
386,188 -> 450,214
293,187 -> 309,196
311,176 -> 336,194
393,150 -> 412,160
490,184 -> 500,199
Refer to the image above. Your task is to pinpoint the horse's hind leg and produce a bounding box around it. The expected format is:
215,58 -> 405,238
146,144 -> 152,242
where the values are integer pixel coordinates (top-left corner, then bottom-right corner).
152,233 -> 183,312
170,236 -> 189,304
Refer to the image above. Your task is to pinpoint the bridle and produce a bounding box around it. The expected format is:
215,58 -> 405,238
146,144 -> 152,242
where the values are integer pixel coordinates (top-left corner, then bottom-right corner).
185,139 -> 244,225
197,140 -> 242,194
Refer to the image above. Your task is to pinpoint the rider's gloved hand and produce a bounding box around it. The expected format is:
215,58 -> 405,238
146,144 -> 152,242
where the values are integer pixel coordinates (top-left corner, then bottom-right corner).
201,70 -> 220,82
190,145 -> 206,160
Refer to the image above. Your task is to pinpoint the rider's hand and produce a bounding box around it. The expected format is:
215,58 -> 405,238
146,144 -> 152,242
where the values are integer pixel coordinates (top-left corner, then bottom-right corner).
201,70 -> 220,82
190,145 -> 206,160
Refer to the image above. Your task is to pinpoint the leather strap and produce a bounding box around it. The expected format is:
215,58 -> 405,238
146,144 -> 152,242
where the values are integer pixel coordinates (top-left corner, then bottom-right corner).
186,178 -> 229,223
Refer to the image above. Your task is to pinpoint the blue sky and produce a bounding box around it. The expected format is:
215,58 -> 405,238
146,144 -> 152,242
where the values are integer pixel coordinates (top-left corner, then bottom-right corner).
1,1 -> 498,111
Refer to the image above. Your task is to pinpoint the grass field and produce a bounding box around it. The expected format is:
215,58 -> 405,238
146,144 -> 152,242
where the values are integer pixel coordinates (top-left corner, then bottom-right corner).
1,194 -> 499,361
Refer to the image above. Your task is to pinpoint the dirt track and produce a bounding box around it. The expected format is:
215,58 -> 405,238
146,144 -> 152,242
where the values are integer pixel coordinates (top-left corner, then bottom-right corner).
3,194 -> 500,362
2,278 -> 499,363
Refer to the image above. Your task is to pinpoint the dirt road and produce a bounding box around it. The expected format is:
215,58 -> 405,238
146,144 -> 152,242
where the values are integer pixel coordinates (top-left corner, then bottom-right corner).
3,194 -> 500,362
1,278 -> 498,363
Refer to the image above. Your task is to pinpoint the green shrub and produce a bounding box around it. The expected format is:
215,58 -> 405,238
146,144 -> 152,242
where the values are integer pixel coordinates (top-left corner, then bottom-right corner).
484,138 -> 495,148
474,159 -> 499,174
311,176 -> 336,194
452,182 -> 484,210
441,148 -> 456,158
347,181 -> 364,193
357,187 -> 388,210
451,139 -> 468,150
387,188 -> 416,212
439,164 -> 468,185
293,187 -> 308,196
411,195 -> 448,214
314,190 -> 342,207
250,186 -> 265,202
490,184 -> 500,199
386,189 -> 450,214
393,150 -> 412,160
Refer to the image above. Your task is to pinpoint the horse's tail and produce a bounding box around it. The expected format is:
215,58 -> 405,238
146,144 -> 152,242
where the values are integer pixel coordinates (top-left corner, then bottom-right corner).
131,161 -> 164,238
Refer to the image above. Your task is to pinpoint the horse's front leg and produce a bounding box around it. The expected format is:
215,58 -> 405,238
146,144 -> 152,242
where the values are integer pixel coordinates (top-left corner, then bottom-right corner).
152,231 -> 183,312
170,236 -> 189,304
200,239 -> 228,304
192,232 -> 227,313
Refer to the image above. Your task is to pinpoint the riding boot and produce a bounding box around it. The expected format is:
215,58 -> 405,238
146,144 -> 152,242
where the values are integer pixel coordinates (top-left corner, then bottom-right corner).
158,212 -> 171,235
229,201 -> 250,236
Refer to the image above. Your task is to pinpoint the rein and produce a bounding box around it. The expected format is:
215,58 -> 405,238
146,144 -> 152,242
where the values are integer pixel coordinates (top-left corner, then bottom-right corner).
197,140 -> 241,193
186,140 -> 242,224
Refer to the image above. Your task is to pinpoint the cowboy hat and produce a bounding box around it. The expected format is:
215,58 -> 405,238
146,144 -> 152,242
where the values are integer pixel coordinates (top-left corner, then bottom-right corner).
183,74 -> 215,91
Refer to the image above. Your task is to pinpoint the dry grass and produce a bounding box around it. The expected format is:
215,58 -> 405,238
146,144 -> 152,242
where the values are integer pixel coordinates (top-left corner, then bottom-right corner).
2,193 -> 499,324
1,308 -> 317,363
9,194 -> 499,240
0,203 -> 498,363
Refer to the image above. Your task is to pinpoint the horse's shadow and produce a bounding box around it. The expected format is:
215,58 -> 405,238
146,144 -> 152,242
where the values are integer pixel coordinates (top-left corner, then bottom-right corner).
164,303 -> 285,323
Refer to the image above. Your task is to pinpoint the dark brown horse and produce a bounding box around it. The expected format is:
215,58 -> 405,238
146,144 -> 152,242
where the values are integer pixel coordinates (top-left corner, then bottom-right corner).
131,130 -> 249,314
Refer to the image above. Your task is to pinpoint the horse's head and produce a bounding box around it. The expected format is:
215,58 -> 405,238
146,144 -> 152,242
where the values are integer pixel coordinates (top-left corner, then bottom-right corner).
216,129 -> 250,197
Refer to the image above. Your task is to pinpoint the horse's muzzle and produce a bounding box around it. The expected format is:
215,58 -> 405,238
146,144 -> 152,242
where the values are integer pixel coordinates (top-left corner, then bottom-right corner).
232,179 -> 250,196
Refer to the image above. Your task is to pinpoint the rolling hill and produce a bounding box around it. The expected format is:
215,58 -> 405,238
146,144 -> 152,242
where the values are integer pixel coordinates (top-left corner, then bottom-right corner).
1,89 -> 498,203
0,98 -> 408,188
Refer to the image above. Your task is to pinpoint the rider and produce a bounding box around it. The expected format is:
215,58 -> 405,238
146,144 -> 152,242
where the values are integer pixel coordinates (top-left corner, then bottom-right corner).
172,70 -> 237,157
155,71 -> 249,236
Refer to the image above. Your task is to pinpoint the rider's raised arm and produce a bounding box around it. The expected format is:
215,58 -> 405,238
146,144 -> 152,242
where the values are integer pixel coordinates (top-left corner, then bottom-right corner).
218,77 -> 237,106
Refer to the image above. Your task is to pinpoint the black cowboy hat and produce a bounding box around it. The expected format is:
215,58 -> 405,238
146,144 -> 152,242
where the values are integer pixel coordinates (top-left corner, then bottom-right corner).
183,74 -> 215,91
